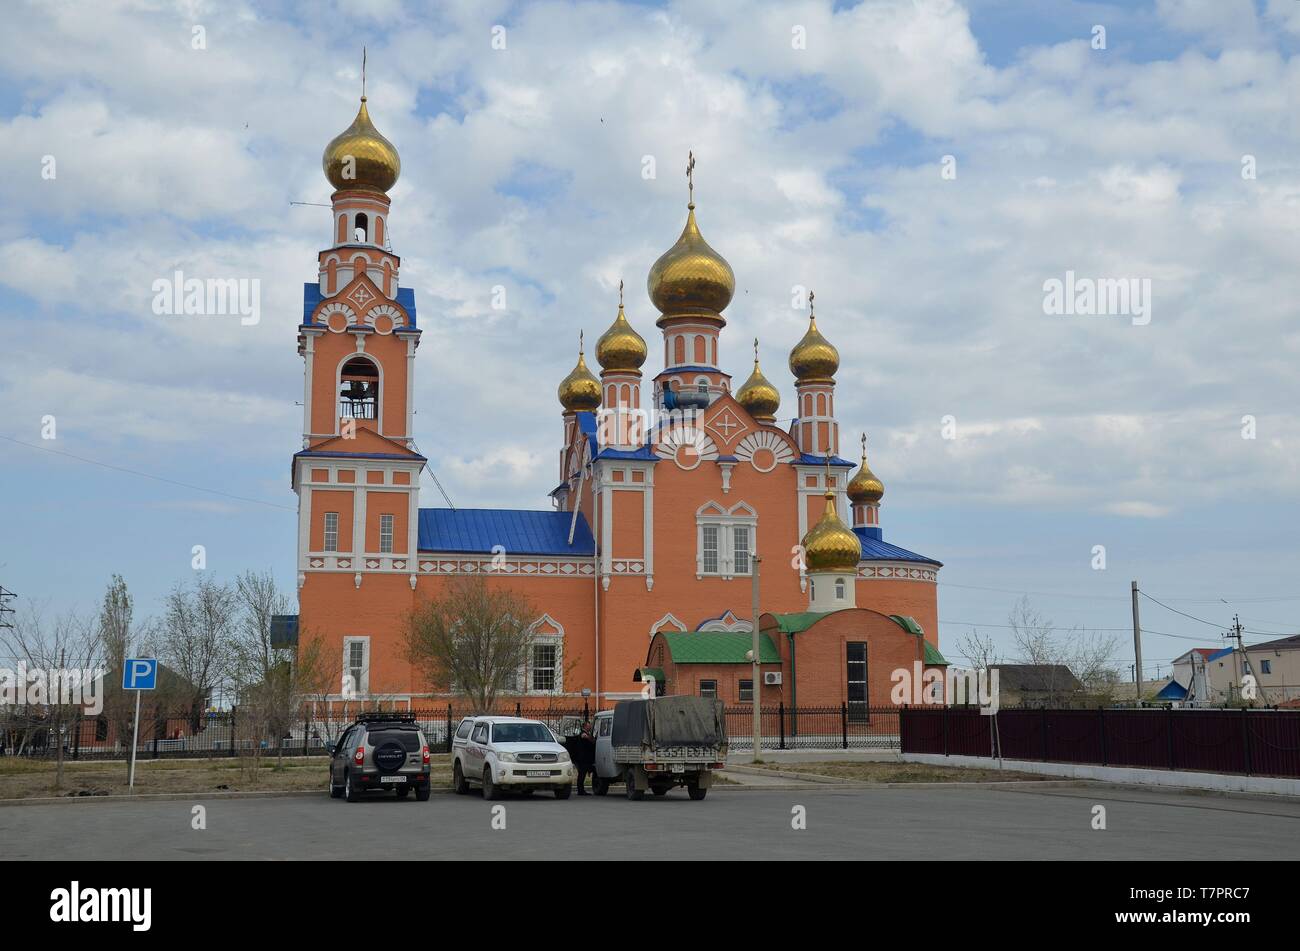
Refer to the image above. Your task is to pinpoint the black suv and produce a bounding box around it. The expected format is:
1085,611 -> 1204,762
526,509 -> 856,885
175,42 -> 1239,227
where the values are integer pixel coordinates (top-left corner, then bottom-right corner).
329,713 -> 432,802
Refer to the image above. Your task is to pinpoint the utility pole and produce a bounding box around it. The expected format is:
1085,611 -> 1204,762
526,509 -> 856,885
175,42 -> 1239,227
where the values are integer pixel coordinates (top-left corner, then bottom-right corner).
1130,581 -> 1143,700
0,586 -> 15,629
750,555 -> 762,760
1228,614 -> 1266,706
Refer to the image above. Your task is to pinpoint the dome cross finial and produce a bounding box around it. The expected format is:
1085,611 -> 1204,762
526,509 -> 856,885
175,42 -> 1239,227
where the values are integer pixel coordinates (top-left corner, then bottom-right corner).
361,46 -> 367,100
686,150 -> 696,208
618,279 -> 624,308
753,337 -> 759,365
809,289 -> 816,319
861,432 -> 868,460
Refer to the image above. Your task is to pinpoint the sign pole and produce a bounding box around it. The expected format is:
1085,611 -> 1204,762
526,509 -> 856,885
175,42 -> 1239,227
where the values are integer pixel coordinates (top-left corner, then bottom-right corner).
751,555 -> 761,760
129,687 -> 142,789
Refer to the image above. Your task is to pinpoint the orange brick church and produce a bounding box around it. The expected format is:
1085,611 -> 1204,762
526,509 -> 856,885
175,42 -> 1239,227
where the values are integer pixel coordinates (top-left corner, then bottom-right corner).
293,91 -> 948,710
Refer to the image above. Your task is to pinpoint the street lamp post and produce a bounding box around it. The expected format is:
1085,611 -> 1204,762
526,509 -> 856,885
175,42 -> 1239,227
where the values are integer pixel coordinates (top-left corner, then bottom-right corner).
751,555 -> 762,760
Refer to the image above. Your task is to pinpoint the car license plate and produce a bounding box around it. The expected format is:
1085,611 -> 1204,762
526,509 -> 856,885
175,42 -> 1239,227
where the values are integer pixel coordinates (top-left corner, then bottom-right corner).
526,770 -> 551,777
380,776 -> 407,783
671,764 -> 685,773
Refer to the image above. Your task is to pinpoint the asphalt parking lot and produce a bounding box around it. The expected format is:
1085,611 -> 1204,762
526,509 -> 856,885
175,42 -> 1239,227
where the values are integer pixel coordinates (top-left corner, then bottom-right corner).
3,783 -> 1298,860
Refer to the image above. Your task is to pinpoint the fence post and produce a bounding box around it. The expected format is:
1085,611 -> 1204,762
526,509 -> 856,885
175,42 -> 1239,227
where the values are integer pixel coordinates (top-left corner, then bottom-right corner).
152,720 -> 160,760
1040,707 -> 1049,760
778,701 -> 785,750
229,708 -> 237,758
303,715 -> 310,756
1098,707 -> 1107,766
446,703 -> 453,754
515,701 -> 521,718
1166,706 -> 1176,770
941,703 -> 949,756
72,713 -> 81,761
1241,706 -> 1252,776
841,702 -> 848,749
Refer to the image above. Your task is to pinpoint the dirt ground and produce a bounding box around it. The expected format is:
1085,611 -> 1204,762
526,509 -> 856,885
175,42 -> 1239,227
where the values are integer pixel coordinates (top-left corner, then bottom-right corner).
0,754 -> 454,800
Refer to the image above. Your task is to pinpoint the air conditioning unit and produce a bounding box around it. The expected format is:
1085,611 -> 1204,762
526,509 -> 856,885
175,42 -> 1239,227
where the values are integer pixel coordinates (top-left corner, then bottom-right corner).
763,671 -> 783,686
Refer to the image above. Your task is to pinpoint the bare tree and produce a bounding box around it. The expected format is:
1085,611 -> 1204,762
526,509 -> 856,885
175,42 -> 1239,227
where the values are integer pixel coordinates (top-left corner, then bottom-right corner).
0,601 -> 100,789
959,629 -> 1002,670
404,576 -> 539,711
156,577 -> 235,723
94,575 -> 153,778
1007,596 -> 1121,704
229,570 -> 305,773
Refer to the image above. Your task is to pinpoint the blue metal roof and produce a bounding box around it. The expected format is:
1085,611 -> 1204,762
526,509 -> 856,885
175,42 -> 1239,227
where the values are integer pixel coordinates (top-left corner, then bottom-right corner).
1155,679 -> 1189,701
1206,646 -> 1234,661
797,453 -> 855,467
654,365 -> 732,377
301,283 -> 418,328
417,508 -> 595,556
853,528 -> 942,566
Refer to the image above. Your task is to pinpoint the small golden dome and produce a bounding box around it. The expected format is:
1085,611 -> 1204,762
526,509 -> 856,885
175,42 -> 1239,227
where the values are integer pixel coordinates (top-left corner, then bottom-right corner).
847,434 -> 884,504
802,488 -> 862,573
558,338 -> 601,413
789,293 -> 839,382
323,97 -> 401,193
735,339 -> 780,422
596,285 -> 647,373
647,205 -> 735,317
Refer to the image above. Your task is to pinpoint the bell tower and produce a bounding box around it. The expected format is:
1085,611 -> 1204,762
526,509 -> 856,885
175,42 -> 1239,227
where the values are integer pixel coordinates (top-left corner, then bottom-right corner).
293,66 -> 424,598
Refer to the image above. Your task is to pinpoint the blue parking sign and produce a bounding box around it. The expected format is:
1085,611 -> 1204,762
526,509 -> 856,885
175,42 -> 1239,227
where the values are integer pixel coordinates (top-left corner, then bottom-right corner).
122,658 -> 158,691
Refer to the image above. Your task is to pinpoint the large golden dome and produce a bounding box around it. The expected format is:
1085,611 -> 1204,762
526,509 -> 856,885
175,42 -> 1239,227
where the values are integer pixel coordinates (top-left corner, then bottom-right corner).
789,302 -> 839,382
802,489 -> 862,573
595,290 -> 647,373
647,204 -> 735,319
847,435 -> 884,504
323,97 -> 401,193
735,339 -> 780,422
557,341 -> 601,413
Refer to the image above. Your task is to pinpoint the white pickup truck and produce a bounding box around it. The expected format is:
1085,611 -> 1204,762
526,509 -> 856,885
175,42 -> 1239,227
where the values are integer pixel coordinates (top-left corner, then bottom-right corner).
592,696 -> 727,800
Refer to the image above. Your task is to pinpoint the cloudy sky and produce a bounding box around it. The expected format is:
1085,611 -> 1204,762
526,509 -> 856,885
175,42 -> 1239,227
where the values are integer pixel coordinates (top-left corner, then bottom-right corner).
2,0 -> 1298,678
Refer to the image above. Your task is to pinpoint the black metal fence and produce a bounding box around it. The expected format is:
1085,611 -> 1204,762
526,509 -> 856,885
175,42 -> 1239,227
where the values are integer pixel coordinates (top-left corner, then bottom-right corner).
899,706 -> 1300,779
4,702 -> 904,760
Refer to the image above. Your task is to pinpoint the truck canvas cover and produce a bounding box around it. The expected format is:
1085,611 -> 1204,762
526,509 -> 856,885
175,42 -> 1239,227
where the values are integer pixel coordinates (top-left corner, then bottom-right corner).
611,696 -> 727,748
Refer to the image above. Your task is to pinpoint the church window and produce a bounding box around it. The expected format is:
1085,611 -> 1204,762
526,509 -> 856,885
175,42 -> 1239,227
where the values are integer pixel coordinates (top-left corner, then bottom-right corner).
738,679 -> 754,702
531,644 -> 557,692
733,526 -> 751,574
323,513 -> 339,552
846,642 -> 867,717
379,514 -> 394,553
699,679 -> 718,699
354,212 -> 368,242
702,525 -> 719,573
344,637 -> 370,696
835,578 -> 846,600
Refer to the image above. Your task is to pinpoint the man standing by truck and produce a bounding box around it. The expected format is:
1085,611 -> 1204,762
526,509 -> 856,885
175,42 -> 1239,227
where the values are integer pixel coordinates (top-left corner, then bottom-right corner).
567,718 -> 597,795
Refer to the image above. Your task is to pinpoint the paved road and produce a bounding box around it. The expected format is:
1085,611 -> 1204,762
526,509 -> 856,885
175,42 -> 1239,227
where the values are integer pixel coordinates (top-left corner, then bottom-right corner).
3,784 -> 1297,860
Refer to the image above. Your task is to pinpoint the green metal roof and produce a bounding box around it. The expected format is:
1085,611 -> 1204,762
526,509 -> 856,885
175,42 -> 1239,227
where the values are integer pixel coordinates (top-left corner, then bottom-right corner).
767,612 -> 830,635
923,640 -> 950,666
661,630 -> 781,664
889,614 -> 925,637
634,667 -> 666,683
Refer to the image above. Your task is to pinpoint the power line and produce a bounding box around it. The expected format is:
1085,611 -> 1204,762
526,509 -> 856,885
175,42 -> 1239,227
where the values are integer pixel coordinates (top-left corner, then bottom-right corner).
940,580 -> 1300,604
0,434 -> 296,513
1137,591 -> 1227,629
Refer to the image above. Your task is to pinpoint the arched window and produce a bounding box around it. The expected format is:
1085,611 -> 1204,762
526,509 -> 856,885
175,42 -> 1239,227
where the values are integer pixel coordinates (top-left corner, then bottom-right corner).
339,357 -> 379,420
354,213 -> 369,243
835,578 -> 846,600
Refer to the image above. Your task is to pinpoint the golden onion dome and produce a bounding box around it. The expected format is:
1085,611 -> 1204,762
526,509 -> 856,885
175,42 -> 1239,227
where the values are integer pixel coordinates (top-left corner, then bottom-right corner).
847,434 -> 884,504
557,337 -> 601,413
735,339 -> 781,422
596,286 -> 647,373
789,293 -> 839,382
323,97 -> 401,193
802,488 -> 862,573
648,156 -> 734,318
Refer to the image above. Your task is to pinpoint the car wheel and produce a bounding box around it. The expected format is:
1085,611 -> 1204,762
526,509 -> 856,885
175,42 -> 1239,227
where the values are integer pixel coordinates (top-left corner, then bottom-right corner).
624,768 -> 644,801
344,771 -> 360,803
329,770 -> 342,799
592,776 -> 609,796
482,767 -> 500,801
415,785 -> 431,802
651,784 -> 670,797
554,784 -> 572,799
453,761 -> 468,795
687,782 -> 708,801
395,786 -> 410,798
520,788 -> 535,796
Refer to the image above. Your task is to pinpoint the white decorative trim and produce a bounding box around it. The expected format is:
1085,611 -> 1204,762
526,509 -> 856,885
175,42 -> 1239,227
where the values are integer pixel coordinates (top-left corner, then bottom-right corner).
318,301 -> 357,331
695,500 -> 757,579
654,425 -> 718,470
417,555 -> 596,577
650,613 -> 688,635
856,563 -> 939,583
735,429 -> 796,472
696,609 -> 752,632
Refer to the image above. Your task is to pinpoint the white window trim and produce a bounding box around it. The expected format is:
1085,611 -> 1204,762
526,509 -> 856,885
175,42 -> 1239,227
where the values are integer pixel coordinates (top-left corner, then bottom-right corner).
695,501 -> 758,580
323,512 -> 340,553
379,513 -> 394,553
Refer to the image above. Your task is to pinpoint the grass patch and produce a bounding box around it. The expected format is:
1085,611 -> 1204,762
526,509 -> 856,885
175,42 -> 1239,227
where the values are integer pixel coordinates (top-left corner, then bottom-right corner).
748,761 -> 1053,784
0,755 -> 455,800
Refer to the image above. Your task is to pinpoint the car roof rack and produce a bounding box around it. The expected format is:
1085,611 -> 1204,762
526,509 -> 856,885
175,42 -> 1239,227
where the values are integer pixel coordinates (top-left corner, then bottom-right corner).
355,711 -> 418,723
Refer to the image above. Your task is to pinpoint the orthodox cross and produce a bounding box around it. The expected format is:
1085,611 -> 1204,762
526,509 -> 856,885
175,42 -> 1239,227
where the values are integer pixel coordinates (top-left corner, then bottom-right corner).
619,279 -> 624,308
687,150 -> 696,206
362,47 -> 367,99
809,289 -> 816,319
